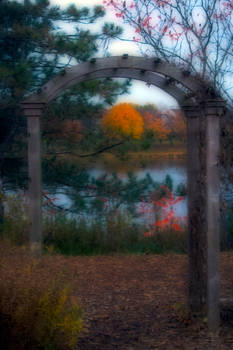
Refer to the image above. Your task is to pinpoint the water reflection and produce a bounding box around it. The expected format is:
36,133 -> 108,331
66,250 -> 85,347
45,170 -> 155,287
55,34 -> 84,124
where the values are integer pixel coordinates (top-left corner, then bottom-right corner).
53,158 -> 188,217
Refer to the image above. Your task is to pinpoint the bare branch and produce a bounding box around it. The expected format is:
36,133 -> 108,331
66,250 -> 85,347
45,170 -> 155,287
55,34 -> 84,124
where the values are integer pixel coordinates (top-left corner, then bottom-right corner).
45,141 -> 124,158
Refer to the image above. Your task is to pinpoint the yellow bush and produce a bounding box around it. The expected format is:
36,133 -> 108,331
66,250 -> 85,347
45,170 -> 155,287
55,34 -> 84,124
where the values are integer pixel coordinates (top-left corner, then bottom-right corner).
0,243 -> 84,350
36,286 -> 83,350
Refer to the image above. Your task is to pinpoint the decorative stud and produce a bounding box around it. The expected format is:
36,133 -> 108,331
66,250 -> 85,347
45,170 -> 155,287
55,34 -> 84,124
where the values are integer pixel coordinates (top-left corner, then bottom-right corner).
154,58 -> 161,64
165,77 -> 175,85
183,70 -> 191,77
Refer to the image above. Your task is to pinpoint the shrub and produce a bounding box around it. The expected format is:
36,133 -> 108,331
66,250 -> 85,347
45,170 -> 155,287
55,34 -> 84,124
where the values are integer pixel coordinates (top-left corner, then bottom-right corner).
35,286 -> 83,350
0,243 -> 83,350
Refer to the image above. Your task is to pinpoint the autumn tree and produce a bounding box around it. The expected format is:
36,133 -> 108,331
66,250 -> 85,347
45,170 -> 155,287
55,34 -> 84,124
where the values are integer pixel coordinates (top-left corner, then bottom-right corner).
143,112 -> 169,143
101,103 -> 144,140
105,0 -> 233,105
162,109 -> 187,143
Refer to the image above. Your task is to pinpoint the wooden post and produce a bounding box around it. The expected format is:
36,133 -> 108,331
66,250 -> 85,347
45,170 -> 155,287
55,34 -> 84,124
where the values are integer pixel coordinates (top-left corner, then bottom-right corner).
21,103 -> 44,255
183,103 -> 206,314
204,99 -> 225,333
0,178 -> 4,226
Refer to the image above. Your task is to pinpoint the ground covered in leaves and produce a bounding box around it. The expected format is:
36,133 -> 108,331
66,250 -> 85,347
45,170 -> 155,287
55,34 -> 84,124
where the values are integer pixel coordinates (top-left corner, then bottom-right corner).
59,253 -> 233,350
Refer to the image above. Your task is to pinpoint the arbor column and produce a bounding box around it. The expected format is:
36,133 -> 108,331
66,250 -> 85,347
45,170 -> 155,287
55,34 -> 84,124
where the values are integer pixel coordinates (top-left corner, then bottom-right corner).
183,103 -> 207,314
21,103 -> 45,255
203,99 -> 225,333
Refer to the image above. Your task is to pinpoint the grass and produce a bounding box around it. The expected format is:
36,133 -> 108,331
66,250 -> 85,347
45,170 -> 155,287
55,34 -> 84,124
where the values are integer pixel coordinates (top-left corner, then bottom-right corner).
43,213 -> 188,256
1,193 -> 233,256
0,193 -> 188,255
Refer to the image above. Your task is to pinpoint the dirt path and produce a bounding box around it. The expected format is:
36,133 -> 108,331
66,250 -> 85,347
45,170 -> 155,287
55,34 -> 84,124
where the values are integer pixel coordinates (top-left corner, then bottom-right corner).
63,253 -> 233,350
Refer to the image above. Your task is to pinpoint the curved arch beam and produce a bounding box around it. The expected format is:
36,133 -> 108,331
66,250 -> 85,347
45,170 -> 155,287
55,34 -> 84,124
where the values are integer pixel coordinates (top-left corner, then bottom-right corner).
87,69 -> 186,102
24,56 -> 202,104
68,69 -> 186,102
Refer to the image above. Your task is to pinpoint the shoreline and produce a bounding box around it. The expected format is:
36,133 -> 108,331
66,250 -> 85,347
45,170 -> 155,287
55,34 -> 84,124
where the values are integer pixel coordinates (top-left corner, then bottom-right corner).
75,145 -> 187,168
52,144 -> 187,170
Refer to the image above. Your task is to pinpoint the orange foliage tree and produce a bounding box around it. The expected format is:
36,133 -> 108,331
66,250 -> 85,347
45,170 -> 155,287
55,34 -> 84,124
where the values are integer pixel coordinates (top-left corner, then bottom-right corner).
163,109 -> 186,143
143,111 -> 169,142
101,103 -> 144,140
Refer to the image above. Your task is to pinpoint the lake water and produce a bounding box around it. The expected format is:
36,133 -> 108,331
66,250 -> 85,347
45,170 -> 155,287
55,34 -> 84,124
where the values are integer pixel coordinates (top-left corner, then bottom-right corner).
52,158 -> 188,221
88,159 -> 187,187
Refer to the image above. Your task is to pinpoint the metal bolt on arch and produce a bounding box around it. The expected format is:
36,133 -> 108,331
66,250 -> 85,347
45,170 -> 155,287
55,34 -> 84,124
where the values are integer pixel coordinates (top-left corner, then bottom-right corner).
21,55 -> 226,332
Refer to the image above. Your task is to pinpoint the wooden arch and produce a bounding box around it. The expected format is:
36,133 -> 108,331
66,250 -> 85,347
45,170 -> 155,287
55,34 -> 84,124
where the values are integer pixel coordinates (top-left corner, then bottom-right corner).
21,56 -> 225,332
23,56 -> 204,104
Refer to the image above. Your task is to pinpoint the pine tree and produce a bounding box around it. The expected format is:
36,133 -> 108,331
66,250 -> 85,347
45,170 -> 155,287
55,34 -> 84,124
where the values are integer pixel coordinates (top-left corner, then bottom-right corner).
0,0 -> 129,219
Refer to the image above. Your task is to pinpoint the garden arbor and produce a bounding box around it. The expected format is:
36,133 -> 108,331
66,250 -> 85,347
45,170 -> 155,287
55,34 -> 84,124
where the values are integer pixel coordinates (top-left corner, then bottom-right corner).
21,56 -> 225,332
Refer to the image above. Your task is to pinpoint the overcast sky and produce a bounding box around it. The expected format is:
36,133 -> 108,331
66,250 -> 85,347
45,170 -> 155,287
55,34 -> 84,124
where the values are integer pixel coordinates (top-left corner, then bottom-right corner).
49,0 -> 178,109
